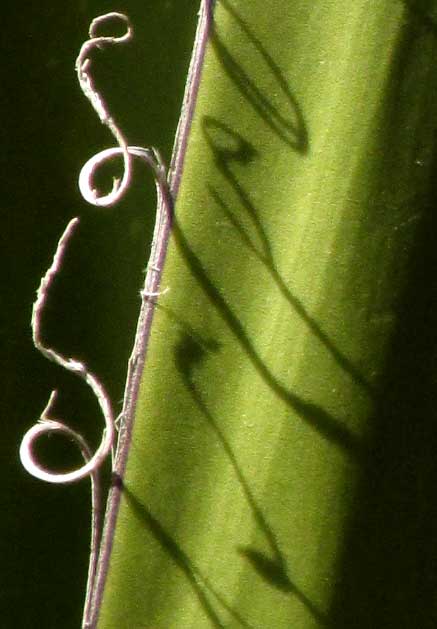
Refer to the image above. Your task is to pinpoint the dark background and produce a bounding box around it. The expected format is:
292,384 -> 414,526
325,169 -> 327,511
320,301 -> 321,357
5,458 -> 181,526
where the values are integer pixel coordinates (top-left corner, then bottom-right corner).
1,2 -> 198,626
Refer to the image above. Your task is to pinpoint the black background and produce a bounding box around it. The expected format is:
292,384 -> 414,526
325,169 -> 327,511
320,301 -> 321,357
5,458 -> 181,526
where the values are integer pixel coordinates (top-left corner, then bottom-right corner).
1,2 -> 198,626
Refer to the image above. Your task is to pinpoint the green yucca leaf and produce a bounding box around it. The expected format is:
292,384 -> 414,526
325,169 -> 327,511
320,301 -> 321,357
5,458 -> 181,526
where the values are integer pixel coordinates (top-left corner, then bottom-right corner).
96,1 -> 437,627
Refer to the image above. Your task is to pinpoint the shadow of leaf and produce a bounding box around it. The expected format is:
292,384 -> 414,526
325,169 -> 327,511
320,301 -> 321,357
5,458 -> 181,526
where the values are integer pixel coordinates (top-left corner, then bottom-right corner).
237,547 -> 293,593
122,484 -> 257,629
172,220 -> 368,464
170,329 -> 329,626
202,116 -> 375,399
401,0 -> 437,35
211,0 -> 309,152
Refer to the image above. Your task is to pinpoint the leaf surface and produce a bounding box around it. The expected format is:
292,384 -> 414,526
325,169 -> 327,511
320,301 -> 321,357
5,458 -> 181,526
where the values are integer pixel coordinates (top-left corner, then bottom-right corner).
98,1 -> 437,627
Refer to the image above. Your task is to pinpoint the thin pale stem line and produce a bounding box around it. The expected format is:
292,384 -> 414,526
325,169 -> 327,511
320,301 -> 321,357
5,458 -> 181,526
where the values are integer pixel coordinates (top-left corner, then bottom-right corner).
88,2 -> 215,625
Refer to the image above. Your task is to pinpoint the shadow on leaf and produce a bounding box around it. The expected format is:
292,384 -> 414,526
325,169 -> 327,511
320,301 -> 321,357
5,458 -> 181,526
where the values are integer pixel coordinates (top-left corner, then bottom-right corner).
122,483 -> 256,629
170,329 -> 329,626
211,0 -> 309,153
